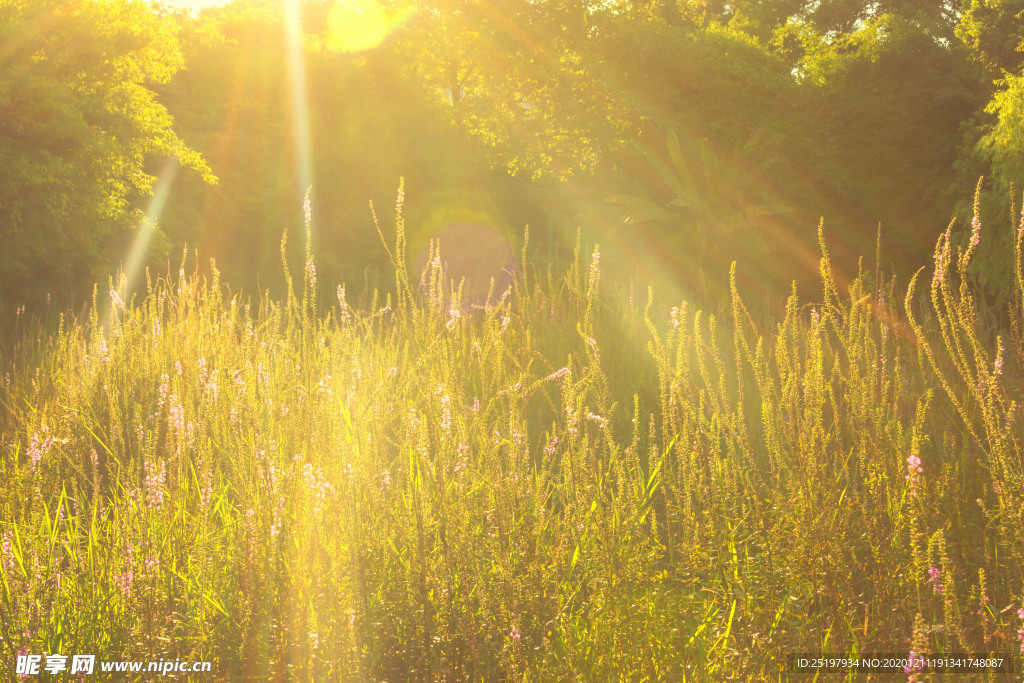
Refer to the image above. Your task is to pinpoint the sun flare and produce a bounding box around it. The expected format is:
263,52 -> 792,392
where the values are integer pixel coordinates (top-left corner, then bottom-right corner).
326,0 -> 412,53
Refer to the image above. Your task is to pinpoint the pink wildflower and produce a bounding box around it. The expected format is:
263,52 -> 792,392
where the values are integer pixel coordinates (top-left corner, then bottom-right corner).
904,651 -> 923,674
906,454 -> 923,497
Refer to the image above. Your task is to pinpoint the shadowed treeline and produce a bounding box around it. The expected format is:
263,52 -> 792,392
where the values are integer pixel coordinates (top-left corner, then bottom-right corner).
3,0 -> 1023,316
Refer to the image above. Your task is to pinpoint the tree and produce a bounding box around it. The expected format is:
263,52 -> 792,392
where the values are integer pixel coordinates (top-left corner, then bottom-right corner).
387,0 -> 640,180
0,0 -> 212,307
976,72 -> 1024,190
956,0 -> 1024,75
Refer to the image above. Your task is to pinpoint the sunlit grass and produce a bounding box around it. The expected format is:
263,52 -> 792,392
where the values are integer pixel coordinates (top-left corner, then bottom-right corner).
1,186 -> 1022,680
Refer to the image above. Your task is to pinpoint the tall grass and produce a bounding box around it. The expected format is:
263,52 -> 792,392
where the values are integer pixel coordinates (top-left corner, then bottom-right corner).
1,184 -> 1022,680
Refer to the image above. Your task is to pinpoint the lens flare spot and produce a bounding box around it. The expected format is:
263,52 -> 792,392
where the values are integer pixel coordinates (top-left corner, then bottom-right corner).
414,222 -> 517,310
327,0 -> 409,53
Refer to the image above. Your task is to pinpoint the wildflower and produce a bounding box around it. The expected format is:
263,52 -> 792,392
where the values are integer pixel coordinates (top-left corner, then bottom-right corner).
16,645 -> 29,676
109,290 -> 125,310
587,249 -> 601,295
306,259 -> 317,289
27,432 -> 53,470
337,285 -> 351,324
114,569 -> 134,597
439,393 -> 451,431
303,464 -> 334,515
906,455 -> 922,478
1,532 -> 13,573
969,215 -> 981,248
932,230 -> 950,285
511,424 -> 524,448
547,367 -> 569,381
906,454 -> 923,497
1017,607 -> 1024,654
994,341 -> 1004,376
904,651 -> 923,675
927,567 -> 944,594
977,594 -> 990,616
96,337 -> 109,364
144,460 -> 166,510
169,400 -> 185,436
510,627 -> 521,641
447,304 -> 461,330
156,374 -> 168,405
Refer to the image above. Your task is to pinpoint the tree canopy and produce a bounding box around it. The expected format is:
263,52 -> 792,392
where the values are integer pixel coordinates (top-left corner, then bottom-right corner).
2,0 -> 1023,309
0,0 -> 213,305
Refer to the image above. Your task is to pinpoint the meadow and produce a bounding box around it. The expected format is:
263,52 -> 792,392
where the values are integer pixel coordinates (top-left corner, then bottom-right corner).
2,187 -> 1023,681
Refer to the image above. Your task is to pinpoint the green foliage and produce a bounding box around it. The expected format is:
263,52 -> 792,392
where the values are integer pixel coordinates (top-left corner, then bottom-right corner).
611,128 -> 787,302
2,0 -> 1006,317
950,75 -> 1024,306
1,186 -> 1022,677
617,128 -> 787,242
956,0 -> 1024,74
389,0 -> 639,180
977,72 -> 1024,190
0,0 -> 212,307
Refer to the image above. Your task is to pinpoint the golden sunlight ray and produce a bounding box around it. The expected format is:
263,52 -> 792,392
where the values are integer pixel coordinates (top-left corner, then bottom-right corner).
285,0 -> 314,204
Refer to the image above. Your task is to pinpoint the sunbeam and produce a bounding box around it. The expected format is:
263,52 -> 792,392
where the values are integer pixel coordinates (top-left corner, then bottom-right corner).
284,0 -> 314,206
120,157 -> 180,302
